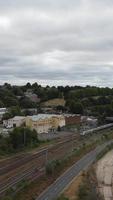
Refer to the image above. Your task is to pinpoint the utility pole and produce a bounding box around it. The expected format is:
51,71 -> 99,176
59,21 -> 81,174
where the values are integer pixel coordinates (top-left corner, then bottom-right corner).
45,149 -> 48,164
72,134 -> 74,151
24,128 -> 26,146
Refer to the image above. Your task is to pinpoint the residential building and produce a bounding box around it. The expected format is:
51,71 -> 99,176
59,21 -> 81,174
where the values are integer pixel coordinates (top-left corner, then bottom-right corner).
26,114 -> 65,134
3,116 -> 26,128
25,91 -> 40,103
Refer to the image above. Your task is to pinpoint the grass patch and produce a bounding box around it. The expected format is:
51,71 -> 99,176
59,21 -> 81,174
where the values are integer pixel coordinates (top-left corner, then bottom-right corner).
76,168 -> 103,200
57,194 -> 69,200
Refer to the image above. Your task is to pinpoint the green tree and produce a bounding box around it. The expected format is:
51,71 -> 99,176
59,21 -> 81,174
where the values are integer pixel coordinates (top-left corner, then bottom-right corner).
19,97 -> 37,108
69,101 -> 84,114
3,96 -> 19,107
3,106 -> 23,120
26,82 -> 32,89
10,127 -> 38,149
12,86 -> 24,96
0,100 -> 4,107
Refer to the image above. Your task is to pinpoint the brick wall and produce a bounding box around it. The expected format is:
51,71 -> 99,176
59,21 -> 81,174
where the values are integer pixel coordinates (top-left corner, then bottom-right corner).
65,115 -> 81,125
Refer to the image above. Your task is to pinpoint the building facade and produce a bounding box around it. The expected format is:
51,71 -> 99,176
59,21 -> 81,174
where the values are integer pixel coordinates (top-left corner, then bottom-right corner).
26,114 -> 65,134
3,116 -> 26,128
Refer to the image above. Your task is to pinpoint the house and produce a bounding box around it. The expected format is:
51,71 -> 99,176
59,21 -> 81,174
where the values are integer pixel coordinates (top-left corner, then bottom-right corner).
26,114 -> 65,134
3,116 -> 26,128
25,91 -> 40,103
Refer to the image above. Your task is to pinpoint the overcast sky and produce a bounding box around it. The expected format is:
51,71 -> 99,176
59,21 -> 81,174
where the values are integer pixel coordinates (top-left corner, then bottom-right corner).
0,0 -> 113,86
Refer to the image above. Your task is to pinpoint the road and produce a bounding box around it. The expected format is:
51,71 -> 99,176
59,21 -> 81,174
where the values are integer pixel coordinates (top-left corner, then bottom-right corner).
37,141 -> 113,200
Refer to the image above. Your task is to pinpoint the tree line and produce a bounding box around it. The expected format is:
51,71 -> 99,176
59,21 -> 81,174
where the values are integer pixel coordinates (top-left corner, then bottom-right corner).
0,127 -> 39,155
0,83 -> 113,118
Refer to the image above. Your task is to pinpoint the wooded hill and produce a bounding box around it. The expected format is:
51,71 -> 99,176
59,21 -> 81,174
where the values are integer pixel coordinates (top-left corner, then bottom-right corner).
0,83 -> 113,119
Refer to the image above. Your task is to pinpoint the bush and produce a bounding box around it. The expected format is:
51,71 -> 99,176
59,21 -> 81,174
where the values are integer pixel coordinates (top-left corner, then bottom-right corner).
9,127 -> 38,149
46,159 -> 62,175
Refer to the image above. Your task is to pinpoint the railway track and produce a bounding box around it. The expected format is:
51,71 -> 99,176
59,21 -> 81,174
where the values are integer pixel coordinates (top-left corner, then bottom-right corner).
0,133 -> 78,195
0,126 -> 112,197
0,149 -> 47,175
0,167 -> 45,195
0,134 -> 78,175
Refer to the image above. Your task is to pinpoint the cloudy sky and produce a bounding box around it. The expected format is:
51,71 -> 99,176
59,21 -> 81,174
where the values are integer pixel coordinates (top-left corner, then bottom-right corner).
0,0 -> 113,86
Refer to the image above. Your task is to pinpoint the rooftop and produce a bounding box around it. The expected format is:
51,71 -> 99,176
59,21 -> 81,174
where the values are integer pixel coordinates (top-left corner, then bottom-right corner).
27,114 -> 62,121
0,108 -> 7,113
12,116 -> 26,120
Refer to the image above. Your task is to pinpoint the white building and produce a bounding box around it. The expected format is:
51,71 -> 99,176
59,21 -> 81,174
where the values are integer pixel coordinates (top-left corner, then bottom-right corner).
3,116 -> 26,128
81,116 -> 98,128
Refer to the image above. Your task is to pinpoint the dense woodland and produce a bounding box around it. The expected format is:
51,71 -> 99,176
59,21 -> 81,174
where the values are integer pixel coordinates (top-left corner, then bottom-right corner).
0,83 -> 113,120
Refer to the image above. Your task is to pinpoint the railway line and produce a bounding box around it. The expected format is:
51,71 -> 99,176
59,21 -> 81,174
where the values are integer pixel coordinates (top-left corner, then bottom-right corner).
0,167 -> 45,195
81,123 -> 113,135
0,125 -> 113,197
0,133 -> 78,175
0,133 -> 78,195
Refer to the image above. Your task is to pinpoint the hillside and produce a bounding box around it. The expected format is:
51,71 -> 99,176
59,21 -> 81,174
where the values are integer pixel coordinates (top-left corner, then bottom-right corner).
42,98 -> 66,107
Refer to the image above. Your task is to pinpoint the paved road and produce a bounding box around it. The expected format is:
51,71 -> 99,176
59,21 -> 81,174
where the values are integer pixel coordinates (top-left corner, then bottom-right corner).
37,141 -> 113,200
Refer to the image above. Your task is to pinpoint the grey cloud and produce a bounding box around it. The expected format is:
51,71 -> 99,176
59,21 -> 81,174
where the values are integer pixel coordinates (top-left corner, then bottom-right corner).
0,0 -> 113,86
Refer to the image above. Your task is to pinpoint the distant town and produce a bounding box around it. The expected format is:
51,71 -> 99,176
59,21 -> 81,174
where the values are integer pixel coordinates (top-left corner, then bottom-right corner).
1,82 -> 113,136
